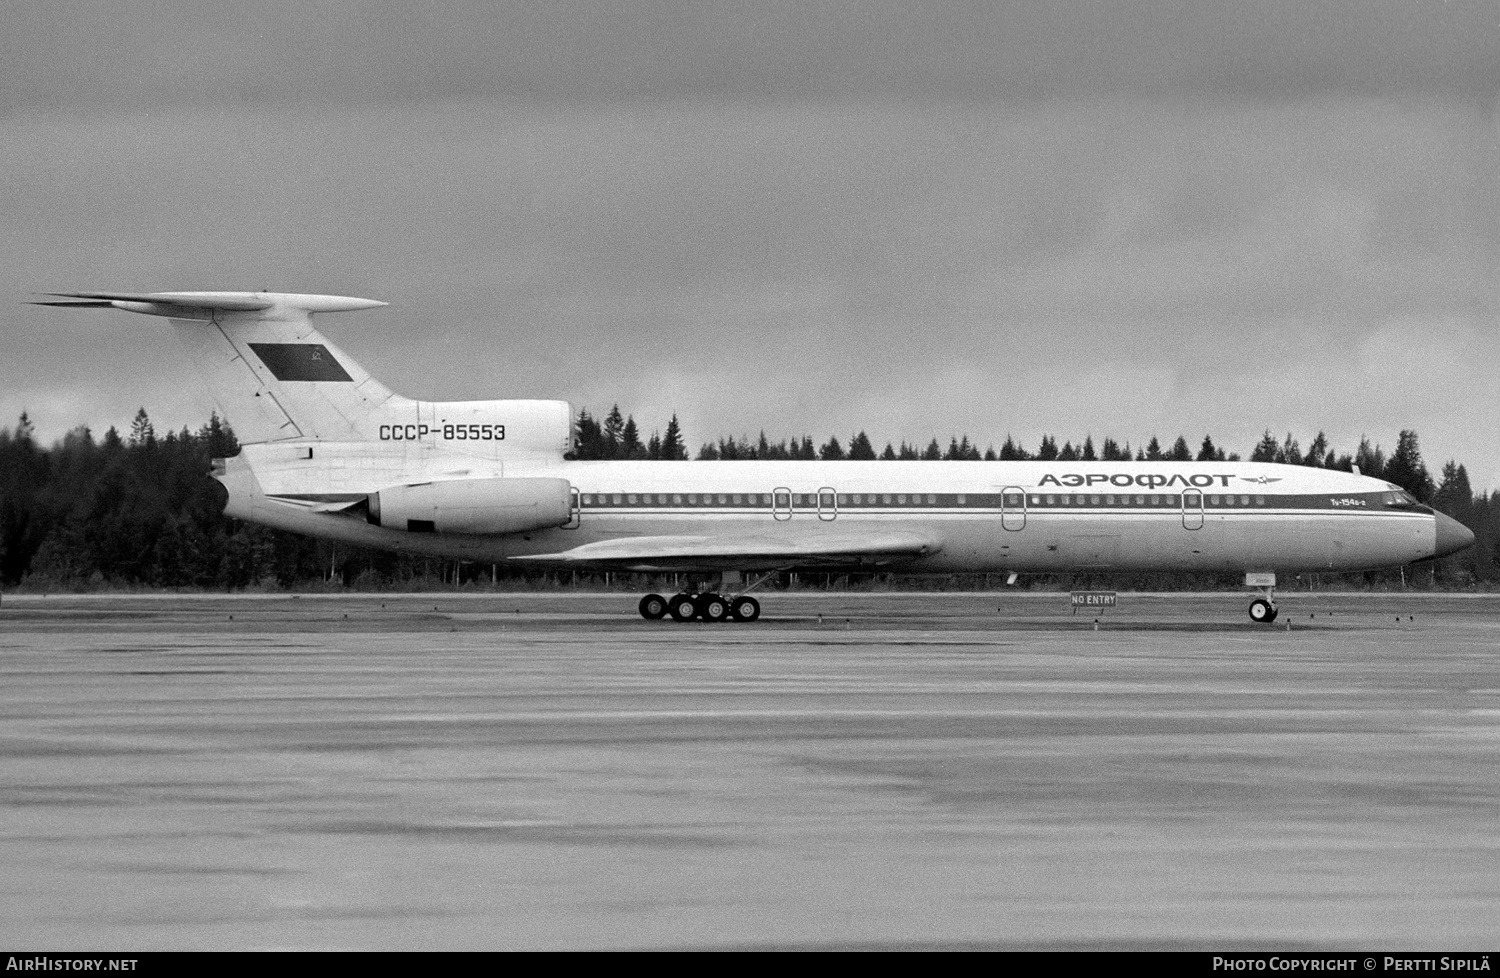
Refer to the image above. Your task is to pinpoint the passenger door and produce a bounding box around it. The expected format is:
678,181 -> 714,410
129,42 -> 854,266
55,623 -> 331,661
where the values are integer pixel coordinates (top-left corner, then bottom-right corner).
772,487 -> 793,521
1182,488 -> 1204,530
818,487 -> 838,521
1001,486 -> 1027,531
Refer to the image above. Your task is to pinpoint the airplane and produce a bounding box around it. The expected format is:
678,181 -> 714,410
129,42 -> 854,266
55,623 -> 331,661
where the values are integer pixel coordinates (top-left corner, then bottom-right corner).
37,291 -> 1475,623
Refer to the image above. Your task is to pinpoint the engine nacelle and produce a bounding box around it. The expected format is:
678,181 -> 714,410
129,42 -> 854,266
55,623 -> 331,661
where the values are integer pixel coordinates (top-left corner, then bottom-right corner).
368,477 -> 572,535
427,399 -> 575,456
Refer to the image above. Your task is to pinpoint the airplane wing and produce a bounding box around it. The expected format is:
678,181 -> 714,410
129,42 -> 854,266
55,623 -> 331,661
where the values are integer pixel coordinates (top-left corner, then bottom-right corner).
511,531 -> 940,573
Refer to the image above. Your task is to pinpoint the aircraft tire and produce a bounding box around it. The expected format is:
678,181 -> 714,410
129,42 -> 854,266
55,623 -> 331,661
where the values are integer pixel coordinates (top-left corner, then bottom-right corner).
669,594 -> 698,622
639,594 -> 668,620
1249,598 -> 1276,623
698,593 -> 730,623
729,596 -> 761,622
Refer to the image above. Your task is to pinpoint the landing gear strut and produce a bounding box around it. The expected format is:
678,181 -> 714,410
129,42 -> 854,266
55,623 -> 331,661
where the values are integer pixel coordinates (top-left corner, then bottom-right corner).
640,573 -> 773,623
1245,571 -> 1278,623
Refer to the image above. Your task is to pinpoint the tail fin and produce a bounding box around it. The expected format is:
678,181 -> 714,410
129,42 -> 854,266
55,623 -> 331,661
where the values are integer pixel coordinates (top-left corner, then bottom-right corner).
36,291 -> 405,444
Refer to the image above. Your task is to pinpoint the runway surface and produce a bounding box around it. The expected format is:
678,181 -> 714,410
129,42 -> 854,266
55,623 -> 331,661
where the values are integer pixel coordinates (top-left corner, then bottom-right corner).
2,591 -> 1498,950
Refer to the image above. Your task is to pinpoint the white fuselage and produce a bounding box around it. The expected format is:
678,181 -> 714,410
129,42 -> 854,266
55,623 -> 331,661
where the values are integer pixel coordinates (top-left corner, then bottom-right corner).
220,450 -> 1440,576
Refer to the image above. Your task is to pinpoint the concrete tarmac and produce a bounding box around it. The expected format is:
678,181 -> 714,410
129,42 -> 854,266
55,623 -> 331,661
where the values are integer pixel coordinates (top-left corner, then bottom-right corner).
2,591 -> 1498,950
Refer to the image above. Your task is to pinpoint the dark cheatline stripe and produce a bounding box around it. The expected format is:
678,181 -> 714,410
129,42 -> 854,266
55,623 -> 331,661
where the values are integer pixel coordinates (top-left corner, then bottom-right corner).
575,491 -> 1426,514
248,343 -> 353,382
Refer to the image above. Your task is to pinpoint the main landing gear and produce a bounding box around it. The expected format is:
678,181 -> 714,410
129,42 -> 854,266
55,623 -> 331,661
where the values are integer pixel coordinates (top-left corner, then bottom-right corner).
639,573 -> 772,623
640,591 -> 761,623
1245,571 -> 1278,623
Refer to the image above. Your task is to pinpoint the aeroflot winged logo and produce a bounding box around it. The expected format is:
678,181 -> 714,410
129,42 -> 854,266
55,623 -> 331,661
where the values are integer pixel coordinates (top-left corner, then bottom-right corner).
1038,472 -> 1240,489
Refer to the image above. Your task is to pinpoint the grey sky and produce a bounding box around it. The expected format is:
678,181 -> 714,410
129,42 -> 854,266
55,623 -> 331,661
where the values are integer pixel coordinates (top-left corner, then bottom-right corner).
4,2 -> 1497,485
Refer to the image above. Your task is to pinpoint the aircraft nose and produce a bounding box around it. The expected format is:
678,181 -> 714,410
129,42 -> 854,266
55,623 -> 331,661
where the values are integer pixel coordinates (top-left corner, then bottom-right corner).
1433,512 -> 1476,559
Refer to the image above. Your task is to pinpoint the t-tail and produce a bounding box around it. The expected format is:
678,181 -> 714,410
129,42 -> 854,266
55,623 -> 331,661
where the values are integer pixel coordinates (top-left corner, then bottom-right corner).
33,291 -> 573,453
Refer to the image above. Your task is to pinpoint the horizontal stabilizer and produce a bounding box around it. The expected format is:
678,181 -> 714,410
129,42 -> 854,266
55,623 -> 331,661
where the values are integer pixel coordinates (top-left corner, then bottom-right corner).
33,291 -> 385,317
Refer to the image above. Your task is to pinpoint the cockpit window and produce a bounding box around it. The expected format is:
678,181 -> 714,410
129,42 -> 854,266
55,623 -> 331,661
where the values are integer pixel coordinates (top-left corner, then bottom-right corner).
1384,491 -> 1419,508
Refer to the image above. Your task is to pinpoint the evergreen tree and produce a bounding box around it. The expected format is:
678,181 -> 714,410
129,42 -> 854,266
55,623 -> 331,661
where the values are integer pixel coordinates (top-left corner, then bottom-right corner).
1080,436 -> 1097,461
1303,431 -> 1330,468
1196,435 -> 1223,462
603,404 -> 625,458
819,436 -> 845,460
880,443 -> 897,461
661,414 -> 686,460
1434,461 -> 1473,523
1168,436 -> 1193,461
620,416 -> 644,459
574,408 -> 604,459
1057,441 -> 1079,461
1250,430 -> 1280,463
848,431 -> 877,460
1036,435 -> 1059,461
921,439 -> 942,461
1144,436 -> 1164,461
1354,437 -> 1386,477
200,412 -> 237,458
1384,430 -> 1433,502
129,407 -> 156,447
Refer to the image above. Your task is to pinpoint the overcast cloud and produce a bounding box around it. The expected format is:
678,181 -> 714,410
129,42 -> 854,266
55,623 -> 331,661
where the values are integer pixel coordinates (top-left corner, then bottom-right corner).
3,1 -> 1497,485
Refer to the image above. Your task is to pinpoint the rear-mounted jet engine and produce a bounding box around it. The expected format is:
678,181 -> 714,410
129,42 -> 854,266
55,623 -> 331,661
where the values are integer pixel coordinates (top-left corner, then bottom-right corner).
367,477 -> 572,534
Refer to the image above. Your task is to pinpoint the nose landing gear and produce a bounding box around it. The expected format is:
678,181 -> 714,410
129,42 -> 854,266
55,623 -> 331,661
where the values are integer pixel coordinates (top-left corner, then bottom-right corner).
1245,571 -> 1278,623
1248,597 -> 1278,623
